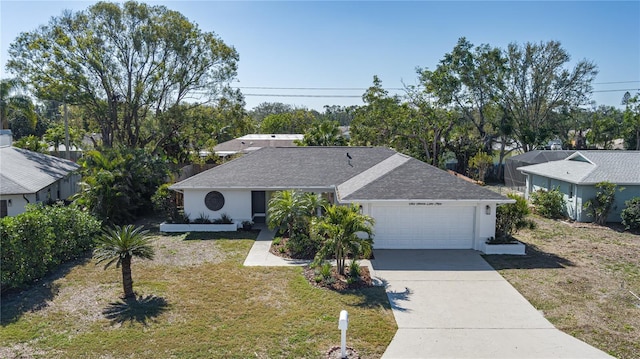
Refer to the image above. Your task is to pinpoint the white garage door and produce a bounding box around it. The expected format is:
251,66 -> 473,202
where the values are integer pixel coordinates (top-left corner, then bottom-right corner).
371,205 -> 475,249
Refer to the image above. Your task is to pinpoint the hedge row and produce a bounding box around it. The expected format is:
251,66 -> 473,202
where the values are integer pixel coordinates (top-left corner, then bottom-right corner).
0,204 -> 102,291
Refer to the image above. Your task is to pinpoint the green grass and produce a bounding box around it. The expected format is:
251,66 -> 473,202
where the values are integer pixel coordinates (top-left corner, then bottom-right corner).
483,216 -> 640,359
0,233 -> 396,358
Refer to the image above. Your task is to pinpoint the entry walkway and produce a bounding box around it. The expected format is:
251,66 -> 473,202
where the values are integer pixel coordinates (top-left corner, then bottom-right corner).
374,250 -> 613,359
243,225 -> 311,267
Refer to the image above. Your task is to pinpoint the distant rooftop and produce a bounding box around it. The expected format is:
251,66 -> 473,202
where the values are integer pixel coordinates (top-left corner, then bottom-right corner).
212,134 -> 303,156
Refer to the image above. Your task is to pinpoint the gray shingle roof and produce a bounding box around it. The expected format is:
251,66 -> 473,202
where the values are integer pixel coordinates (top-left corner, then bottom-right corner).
171,146 -> 509,202
517,150 -> 640,185
0,146 -> 80,195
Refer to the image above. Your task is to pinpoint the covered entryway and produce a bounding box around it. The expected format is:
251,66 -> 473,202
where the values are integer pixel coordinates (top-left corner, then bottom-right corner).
251,191 -> 266,223
370,205 -> 475,249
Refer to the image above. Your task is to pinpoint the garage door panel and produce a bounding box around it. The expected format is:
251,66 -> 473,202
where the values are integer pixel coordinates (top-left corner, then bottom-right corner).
371,205 -> 475,249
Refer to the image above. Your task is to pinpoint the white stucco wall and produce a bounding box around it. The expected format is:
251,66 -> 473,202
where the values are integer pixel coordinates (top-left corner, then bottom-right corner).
182,189 -> 252,224
0,194 -> 33,217
477,202 -> 497,250
0,174 -> 79,217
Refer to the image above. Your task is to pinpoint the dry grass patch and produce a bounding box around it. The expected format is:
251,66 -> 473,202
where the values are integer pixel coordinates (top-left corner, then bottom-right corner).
484,216 -> 640,359
1,230 -> 396,358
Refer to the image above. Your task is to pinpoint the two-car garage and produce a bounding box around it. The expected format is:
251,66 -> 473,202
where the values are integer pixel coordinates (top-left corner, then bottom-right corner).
368,204 -> 477,249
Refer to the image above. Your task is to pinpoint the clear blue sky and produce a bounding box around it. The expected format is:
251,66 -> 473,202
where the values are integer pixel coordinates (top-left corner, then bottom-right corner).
2,1 -> 639,111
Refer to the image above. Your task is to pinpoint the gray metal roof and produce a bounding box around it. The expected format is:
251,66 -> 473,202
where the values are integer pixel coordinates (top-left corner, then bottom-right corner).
171,146 -> 509,202
517,150 -> 640,185
0,146 -> 80,195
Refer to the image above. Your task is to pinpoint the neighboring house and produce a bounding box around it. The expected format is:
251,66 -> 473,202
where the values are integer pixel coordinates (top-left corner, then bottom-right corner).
211,134 -> 303,158
518,151 -> 640,222
0,145 -> 80,217
170,147 -> 513,252
505,150 -> 575,188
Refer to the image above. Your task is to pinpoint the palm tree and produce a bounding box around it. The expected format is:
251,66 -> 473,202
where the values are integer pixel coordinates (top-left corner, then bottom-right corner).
297,120 -> 347,146
267,190 -> 306,236
0,78 -> 37,130
93,225 -> 155,299
312,204 -> 375,275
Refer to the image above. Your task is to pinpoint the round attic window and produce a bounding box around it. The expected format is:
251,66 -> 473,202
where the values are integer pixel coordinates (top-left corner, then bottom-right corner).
204,191 -> 225,211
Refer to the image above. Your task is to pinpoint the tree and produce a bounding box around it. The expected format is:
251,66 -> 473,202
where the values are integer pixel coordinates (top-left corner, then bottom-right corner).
249,102 -> 295,123
350,76 -> 411,148
12,135 -> 49,153
320,105 -> 357,126
0,78 -> 38,133
418,38 -> 506,153
585,105 -> 623,149
44,123 -> 82,156
75,148 -> 169,224
500,41 -> 598,152
7,1 -> 238,148
311,204 -> 374,276
402,87 -> 459,166
267,190 -> 307,237
494,194 -> 534,241
297,121 -> 347,146
468,151 -> 493,182
584,181 -> 622,225
622,93 -> 640,150
94,225 -> 155,299
259,110 -> 317,134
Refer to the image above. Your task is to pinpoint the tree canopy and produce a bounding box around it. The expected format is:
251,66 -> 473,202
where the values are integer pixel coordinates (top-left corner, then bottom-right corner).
7,1 -> 238,149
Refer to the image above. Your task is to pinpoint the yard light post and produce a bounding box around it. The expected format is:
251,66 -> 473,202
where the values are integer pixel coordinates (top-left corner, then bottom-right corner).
338,310 -> 349,358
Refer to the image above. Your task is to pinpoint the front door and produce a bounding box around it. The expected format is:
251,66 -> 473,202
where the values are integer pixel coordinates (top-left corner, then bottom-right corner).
251,191 -> 266,223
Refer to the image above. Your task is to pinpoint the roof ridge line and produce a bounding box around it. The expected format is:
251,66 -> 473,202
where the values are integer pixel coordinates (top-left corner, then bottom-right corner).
336,153 -> 410,201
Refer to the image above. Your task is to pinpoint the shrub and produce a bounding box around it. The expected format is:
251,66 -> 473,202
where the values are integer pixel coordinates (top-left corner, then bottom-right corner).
584,181 -> 622,225
348,260 -> 361,278
75,148 -> 169,225
286,232 -> 321,259
318,262 -> 332,279
530,187 -> 565,219
193,212 -> 212,224
152,183 -> 181,223
495,194 -> 535,242
0,203 -> 101,290
621,197 -> 640,230
212,213 -> 233,224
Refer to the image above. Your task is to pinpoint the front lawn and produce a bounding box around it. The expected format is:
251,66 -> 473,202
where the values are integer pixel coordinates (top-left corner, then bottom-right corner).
0,231 -> 396,358
484,216 -> 640,359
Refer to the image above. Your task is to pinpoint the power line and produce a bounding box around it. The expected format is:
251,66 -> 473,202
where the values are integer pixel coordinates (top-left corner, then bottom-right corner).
243,93 -> 362,98
238,88 -> 638,98
234,81 -> 639,92
591,88 -> 640,93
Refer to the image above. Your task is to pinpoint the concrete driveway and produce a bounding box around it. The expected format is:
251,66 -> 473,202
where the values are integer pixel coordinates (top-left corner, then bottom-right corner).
372,250 -> 613,359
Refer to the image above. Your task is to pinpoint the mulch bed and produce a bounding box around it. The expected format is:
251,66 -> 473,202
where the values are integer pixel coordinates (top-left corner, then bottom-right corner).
303,265 -> 373,291
270,237 -> 374,291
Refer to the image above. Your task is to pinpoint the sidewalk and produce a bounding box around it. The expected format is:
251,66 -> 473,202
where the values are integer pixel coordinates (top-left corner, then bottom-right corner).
243,226 -> 311,267
242,226 -> 374,270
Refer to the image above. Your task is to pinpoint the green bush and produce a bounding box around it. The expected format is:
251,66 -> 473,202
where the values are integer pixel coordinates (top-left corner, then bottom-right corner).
584,181 -> 622,225
75,148 -> 169,225
530,188 -> 566,219
621,197 -> 640,230
1,203 -> 101,290
286,233 -> 321,259
348,260 -> 361,278
495,194 -> 535,242
152,183 -> 181,223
